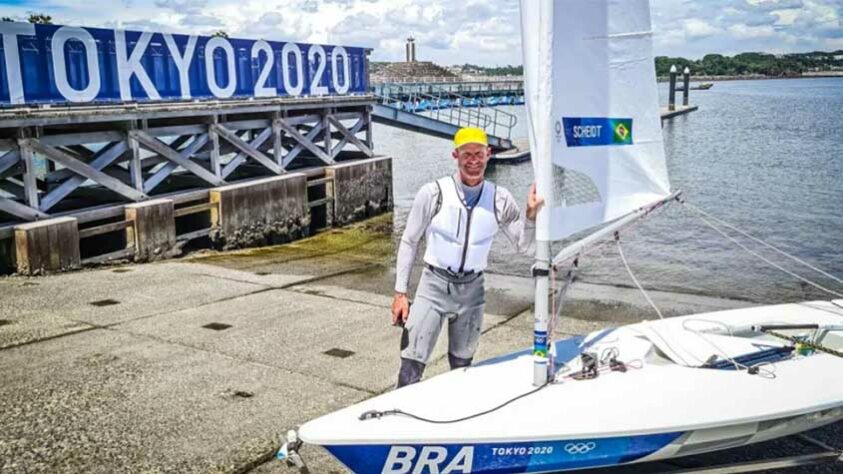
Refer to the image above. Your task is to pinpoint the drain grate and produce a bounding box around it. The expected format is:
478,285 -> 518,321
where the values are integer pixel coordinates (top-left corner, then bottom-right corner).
202,322 -> 232,331
90,299 -> 120,307
323,348 -> 355,358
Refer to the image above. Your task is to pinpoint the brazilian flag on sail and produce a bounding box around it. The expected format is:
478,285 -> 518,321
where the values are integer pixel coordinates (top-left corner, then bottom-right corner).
562,117 -> 633,147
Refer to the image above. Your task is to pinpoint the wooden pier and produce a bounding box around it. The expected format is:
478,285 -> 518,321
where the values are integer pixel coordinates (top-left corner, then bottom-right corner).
0,96 -> 393,275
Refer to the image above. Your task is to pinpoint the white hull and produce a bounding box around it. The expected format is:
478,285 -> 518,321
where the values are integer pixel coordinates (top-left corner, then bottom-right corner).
299,300 -> 843,473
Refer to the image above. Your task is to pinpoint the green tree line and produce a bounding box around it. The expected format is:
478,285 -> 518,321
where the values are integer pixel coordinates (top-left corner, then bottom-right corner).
655,52 -> 843,76
454,50 -> 843,77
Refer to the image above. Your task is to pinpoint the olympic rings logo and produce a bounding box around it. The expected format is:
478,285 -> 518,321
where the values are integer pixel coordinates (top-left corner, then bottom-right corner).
564,442 -> 597,455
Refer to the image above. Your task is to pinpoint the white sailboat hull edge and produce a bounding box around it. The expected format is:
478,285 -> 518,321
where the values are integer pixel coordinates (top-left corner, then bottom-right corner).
298,300 -> 843,473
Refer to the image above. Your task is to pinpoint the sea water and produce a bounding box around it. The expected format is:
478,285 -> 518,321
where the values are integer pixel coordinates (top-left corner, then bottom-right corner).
377,77 -> 843,303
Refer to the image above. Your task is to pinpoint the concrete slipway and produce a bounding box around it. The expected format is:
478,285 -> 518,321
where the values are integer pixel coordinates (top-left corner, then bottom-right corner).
0,214 -> 839,473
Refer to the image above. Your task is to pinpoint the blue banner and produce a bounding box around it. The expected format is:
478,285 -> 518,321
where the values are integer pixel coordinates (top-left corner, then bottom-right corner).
562,117 -> 633,147
0,22 -> 368,106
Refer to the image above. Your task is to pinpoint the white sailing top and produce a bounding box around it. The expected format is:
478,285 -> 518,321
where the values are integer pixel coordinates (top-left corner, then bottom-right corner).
395,175 -> 535,294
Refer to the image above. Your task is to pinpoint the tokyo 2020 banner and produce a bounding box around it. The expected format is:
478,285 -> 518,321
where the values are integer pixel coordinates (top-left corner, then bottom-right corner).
0,22 -> 368,106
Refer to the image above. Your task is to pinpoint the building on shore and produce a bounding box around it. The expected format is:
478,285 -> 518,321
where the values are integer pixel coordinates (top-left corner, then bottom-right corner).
370,38 -> 458,84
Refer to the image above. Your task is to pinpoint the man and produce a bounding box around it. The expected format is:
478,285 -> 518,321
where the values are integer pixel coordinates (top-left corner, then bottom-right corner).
391,127 -> 544,387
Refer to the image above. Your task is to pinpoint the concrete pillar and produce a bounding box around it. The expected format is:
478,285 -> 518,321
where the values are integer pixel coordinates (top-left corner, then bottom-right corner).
327,156 -> 393,227
668,65 -> 677,111
14,217 -> 81,275
209,173 -> 309,250
125,198 -> 176,262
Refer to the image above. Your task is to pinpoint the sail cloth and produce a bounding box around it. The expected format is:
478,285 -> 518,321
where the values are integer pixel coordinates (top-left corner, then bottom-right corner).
520,0 -> 671,242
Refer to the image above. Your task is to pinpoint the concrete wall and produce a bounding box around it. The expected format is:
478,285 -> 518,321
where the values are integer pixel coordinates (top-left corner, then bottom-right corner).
210,174 -> 310,250
328,156 -> 393,227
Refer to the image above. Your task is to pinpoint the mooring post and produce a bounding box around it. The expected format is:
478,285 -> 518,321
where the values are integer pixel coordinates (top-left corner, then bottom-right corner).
683,66 -> 691,106
668,65 -> 677,111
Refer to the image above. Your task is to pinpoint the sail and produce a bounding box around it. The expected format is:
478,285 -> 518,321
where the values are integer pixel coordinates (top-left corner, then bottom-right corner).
521,0 -> 671,242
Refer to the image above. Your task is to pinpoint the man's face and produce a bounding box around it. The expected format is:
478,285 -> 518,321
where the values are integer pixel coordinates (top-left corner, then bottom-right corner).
452,142 -> 491,184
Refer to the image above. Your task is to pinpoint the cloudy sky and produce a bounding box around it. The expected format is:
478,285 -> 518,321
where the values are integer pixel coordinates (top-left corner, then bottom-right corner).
1,0 -> 841,65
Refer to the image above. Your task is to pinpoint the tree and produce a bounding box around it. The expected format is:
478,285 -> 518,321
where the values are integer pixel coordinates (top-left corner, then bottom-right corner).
1,17 -> 14,22
27,13 -> 53,24
211,30 -> 228,38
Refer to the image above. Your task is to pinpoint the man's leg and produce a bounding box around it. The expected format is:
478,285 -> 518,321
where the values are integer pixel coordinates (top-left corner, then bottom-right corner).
448,275 -> 485,370
397,295 -> 444,388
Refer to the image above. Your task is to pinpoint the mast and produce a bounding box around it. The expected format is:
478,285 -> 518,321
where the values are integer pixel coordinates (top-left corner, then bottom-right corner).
528,0 -> 554,387
521,0 -> 672,386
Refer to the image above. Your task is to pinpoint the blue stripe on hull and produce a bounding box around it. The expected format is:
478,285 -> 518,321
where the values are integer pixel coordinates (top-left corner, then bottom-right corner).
325,432 -> 683,473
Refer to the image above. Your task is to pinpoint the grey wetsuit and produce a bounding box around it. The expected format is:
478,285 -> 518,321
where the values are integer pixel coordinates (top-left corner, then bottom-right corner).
395,175 -> 535,387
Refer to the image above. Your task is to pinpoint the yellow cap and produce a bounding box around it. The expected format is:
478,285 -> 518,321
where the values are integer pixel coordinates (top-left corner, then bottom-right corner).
454,127 -> 488,149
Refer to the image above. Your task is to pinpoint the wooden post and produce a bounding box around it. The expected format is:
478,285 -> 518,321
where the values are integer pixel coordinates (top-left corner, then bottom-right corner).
127,121 -> 143,192
209,115 -> 221,178
365,106 -> 373,151
322,109 -> 332,158
668,65 -> 677,111
273,111 -> 284,168
14,217 -> 81,275
125,198 -> 176,262
17,130 -> 39,209
683,66 -> 691,106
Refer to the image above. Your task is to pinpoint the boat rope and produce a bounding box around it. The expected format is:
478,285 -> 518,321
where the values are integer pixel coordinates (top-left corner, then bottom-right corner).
681,319 -> 777,378
684,202 -> 843,288
615,235 -> 664,319
682,203 -> 843,299
761,329 -> 843,359
358,383 -> 551,424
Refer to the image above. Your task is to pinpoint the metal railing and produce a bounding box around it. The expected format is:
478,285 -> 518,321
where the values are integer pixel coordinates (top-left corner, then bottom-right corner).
373,80 -> 524,97
375,89 -> 517,140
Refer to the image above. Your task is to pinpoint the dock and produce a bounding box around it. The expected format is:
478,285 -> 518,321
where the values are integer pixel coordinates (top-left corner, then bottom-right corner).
660,104 -> 700,120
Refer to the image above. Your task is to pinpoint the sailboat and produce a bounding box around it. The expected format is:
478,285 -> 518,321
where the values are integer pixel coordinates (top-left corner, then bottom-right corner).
281,1 -> 843,472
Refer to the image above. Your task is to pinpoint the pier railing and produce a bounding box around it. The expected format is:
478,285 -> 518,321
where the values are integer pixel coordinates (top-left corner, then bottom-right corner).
375,90 -> 517,141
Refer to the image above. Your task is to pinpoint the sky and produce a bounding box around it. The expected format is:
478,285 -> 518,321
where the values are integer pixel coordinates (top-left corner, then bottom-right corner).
1,0 -> 841,65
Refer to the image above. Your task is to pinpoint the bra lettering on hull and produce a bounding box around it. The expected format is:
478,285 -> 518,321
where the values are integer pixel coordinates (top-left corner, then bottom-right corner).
381,446 -> 474,474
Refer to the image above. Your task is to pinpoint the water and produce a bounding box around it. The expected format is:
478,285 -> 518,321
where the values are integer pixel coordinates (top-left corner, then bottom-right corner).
375,78 -> 843,303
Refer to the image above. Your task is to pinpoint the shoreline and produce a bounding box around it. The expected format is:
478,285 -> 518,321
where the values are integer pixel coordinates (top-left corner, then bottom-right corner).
656,72 -> 843,83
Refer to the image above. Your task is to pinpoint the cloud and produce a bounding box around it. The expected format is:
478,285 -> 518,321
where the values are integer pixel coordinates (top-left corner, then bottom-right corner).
13,0 -> 843,65
154,0 -> 207,14
179,14 -> 223,27
683,19 -> 721,38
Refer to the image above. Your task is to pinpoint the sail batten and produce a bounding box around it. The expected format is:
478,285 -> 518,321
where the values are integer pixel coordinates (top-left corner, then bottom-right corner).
522,0 -> 671,242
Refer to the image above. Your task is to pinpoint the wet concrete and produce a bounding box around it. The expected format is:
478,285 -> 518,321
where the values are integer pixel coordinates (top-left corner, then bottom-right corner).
0,214 -> 839,473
